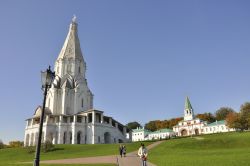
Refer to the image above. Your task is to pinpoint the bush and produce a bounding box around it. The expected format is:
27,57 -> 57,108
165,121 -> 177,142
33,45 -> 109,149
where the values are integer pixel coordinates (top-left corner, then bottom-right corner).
25,140 -> 54,153
42,140 -> 55,152
0,140 -> 4,149
26,146 -> 35,154
9,141 -> 24,148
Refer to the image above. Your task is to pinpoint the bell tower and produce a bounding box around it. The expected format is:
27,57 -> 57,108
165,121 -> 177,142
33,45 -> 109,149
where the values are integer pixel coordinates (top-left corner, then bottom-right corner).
184,96 -> 194,121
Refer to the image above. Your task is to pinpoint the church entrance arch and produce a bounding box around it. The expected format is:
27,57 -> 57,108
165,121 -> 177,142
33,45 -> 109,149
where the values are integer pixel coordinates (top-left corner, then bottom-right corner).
77,131 -> 81,144
195,129 -> 199,135
181,129 -> 188,136
104,132 -> 111,144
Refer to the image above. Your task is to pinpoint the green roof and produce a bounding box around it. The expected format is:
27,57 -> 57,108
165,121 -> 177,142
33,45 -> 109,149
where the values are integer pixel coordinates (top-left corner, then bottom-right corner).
150,128 -> 173,134
132,128 -> 151,134
207,120 -> 225,127
185,96 -> 193,110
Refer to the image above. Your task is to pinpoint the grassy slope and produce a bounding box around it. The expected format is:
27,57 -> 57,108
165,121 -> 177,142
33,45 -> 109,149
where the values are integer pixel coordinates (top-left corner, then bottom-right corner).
149,132 -> 250,166
0,142 -> 152,166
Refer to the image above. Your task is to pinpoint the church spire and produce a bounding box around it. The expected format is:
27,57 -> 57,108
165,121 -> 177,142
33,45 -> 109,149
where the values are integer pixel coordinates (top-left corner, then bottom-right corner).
184,96 -> 195,121
57,15 -> 84,61
185,96 -> 193,110
55,16 -> 86,77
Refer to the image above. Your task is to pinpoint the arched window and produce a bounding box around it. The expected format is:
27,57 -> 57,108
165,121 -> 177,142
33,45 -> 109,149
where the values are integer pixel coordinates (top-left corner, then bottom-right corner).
98,136 -> 101,143
78,66 -> 81,73
81,98 -> 84,108
77,131 -> 81,144
69,132 -> 72,144
63,132 -> 67,144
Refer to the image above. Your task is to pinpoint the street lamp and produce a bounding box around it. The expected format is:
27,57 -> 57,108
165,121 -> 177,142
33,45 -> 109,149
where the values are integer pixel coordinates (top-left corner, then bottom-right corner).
34,66 -> 55,166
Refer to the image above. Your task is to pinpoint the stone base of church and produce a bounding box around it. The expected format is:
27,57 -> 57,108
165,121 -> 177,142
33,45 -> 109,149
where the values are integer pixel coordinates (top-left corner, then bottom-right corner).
24,117 -> 129,146
25,108 -> 130,146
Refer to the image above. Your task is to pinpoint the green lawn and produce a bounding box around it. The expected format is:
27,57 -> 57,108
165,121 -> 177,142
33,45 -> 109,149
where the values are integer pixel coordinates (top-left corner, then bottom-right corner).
148,132 -> 250,166
0,142 -> 152,166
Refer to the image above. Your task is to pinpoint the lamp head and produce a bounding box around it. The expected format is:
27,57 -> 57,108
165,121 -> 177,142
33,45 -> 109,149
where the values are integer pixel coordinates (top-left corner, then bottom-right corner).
41,66 -> 55,90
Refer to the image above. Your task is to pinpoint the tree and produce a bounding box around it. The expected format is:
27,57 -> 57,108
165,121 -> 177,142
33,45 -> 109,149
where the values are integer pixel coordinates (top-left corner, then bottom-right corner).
0,139 -> 4,149
226,112 -> 241,129
239,102 -> 250,130
144,121 -> 158,131
196,112 -> 216,123
144,117 -> 183,131
9,141 -> 24,148
168,117 -> 183,128
126,121 -> 142,130
215,107 -> 235,121
226,102 -> 250,131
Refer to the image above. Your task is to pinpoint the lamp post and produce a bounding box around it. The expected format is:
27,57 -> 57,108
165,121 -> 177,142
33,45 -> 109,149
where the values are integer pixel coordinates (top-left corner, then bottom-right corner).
34,66 -> 55,166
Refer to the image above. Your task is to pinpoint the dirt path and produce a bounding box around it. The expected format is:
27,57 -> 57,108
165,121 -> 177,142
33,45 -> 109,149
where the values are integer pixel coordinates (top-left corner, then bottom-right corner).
41,141 -> 164,165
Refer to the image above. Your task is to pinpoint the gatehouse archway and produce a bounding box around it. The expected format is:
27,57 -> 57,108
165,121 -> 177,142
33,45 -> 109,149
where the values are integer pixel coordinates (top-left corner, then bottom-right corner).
181,129 -> 188,136
195,129 -> 199,135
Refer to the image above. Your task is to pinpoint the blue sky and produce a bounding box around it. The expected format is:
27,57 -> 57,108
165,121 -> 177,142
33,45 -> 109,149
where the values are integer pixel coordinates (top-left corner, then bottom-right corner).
0,1 -> 250,143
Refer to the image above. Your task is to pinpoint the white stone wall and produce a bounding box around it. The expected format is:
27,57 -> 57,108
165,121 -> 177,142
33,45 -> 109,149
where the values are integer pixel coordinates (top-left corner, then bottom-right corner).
203,124 -> 235,134
173,119 -> 205,136
148,132 -> 175,140
24,112 -> 128,146
173,119 -> 235,137
132,131 -> 145,142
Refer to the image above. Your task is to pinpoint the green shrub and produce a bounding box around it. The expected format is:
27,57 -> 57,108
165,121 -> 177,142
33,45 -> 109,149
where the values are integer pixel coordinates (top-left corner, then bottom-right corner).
0,140 -> 4,149
26,146 -> 35,154
9,141 -> 24,148
42,140 -> 55,152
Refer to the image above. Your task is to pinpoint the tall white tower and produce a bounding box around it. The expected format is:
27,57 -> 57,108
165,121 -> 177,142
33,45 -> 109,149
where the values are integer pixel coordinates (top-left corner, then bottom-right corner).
46,16 -> 93,115
184,96 -> 194,121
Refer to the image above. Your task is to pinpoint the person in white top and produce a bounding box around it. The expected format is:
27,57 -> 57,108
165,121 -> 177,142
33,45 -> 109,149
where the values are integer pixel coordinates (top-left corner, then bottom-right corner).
138,143 -> 148,166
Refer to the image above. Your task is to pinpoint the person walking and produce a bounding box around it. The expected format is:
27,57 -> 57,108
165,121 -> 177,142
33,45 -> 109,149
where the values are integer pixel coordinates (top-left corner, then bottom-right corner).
138,143 -> 148,166
119,144 -> 123,158
122,145 -> 126,157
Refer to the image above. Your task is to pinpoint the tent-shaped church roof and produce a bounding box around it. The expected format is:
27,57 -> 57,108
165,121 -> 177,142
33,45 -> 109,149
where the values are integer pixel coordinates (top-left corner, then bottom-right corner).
185,96 -> 193,110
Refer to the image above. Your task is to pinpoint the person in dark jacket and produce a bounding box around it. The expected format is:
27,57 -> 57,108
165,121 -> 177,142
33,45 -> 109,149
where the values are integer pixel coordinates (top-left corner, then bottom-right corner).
119,144 -> 123,157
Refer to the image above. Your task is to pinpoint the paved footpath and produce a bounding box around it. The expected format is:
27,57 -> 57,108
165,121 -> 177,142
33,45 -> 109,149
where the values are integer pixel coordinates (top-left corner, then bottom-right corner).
41,141 -> 164,165
117,141 -> 163,166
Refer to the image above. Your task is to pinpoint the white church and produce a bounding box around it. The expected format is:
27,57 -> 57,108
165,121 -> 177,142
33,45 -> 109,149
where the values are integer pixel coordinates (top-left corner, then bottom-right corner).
24,17 -> 129,146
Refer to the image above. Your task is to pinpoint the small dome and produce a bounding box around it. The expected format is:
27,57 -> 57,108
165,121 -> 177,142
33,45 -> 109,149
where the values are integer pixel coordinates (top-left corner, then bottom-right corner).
33,106 -> 51,118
